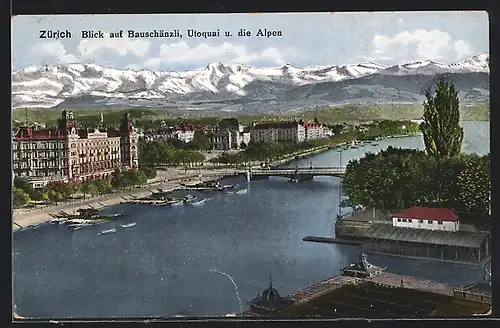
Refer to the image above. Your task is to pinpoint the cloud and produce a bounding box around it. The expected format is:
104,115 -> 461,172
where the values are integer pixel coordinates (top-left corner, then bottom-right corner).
453,40 -> 473,59
30,41 -> 79,64
369,29 -> 474,63
77,39 -> 151,58
143,41 -> 286,70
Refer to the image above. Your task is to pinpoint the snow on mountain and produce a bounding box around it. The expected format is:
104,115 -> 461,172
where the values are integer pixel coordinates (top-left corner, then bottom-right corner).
11,54 -> 489,110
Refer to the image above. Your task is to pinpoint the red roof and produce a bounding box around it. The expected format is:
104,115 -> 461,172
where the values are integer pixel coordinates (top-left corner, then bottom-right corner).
303,122 -> 321,128
254,122 -> 300,129
391,207 -> 459,222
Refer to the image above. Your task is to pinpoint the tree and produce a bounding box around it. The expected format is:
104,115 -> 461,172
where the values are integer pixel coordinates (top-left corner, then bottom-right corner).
80,181 -> 92,199
13,177 -> 35,198
190,130 -> 211,150
139,166 -> 157,179
40,192 -> 50,203
420,76 -> 464,158
13,187 -> 30,208
457,155 -> 491,216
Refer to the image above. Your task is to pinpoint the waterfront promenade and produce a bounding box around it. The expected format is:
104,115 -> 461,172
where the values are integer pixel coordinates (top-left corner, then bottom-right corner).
12,144 -> 341,231
12,168 -> 235,230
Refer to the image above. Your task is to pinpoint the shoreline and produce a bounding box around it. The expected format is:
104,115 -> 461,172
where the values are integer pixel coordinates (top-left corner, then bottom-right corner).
12,132 -> 421,232
12,170 -> 225,232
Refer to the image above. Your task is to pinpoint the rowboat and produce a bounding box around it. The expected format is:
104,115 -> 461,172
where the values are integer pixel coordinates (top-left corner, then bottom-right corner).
120,223 -> 137,228
98,228 -> 116,235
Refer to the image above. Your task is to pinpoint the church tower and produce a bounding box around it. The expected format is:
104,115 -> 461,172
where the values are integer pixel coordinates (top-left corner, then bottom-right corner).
119,113 -> 139,169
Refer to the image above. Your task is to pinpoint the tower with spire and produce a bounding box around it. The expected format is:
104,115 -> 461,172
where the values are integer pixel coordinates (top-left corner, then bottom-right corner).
119,113 -> 139,169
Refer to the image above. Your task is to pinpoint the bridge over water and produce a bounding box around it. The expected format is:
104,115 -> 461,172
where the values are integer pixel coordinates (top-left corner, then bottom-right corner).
208,167 -> 346,181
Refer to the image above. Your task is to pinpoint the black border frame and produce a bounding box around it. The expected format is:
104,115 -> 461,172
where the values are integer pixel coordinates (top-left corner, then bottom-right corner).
5,0 -> 499,327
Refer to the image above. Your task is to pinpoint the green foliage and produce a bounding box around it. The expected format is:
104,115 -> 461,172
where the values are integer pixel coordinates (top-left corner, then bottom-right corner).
139,166 -> 158,179
13,187 -> 30,208
457,154 -> 491,217
420,77 -> 464,158
13,177 -> 35,198
139,140 -> 205,166
209,120 -> 420,164
343,147 -> 490,221
187,130 -> 212,150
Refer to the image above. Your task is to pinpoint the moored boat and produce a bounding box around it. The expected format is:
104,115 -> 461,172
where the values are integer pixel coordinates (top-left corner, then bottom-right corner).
120,222 -> 136,228
183,195 -> 198,203
98,228 -> 116,235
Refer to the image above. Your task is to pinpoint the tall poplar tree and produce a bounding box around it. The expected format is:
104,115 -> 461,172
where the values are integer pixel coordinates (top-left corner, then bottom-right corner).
420,76 -> 464,158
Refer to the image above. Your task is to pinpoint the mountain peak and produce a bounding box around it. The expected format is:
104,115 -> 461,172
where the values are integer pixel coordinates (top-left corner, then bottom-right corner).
12,56 -> 489,110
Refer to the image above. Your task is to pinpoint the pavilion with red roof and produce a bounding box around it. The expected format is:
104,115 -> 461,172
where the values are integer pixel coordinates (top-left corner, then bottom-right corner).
391,207 -> 460,232
360,206 -> 490,264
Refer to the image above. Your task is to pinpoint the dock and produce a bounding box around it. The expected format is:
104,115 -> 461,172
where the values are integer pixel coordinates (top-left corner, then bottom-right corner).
302,236 -> 362,246
334,209 -> 491,264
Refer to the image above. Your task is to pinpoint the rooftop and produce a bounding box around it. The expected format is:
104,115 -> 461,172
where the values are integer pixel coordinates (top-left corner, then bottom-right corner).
242,252 -> 489,318
277,280 -> 488,318
392,207 -> 459,222
364,223 -> 489,248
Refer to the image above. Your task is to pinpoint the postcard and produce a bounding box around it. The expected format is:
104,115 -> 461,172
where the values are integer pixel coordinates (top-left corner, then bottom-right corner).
11,11 -> 491,320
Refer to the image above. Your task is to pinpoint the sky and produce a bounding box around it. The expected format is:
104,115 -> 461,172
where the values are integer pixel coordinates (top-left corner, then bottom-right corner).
12,11 -> 489,72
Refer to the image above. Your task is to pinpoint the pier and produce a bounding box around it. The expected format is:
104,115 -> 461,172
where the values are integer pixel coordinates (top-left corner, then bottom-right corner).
333,209 -> 491,265
302,236 -> 362,246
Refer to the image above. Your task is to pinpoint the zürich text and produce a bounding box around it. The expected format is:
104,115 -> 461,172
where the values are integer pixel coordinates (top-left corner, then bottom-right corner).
39,30 -> 72,39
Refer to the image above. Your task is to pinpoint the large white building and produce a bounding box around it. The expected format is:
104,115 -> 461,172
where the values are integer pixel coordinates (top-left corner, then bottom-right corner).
250,119 -> 331,144
214,128 -> 250,150
304,121 -> 325,140
391,207 -> 460,232
251,121 -> 306,143
213,118 -> 251,150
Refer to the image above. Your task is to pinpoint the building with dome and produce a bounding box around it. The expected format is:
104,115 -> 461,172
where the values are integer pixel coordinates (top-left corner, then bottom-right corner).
242,250 -> 491,318
247,274 -> 293,315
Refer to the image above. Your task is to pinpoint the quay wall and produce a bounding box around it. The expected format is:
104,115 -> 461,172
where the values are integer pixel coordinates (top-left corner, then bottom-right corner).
333,209 -> 489,264
334,209 -> 390,239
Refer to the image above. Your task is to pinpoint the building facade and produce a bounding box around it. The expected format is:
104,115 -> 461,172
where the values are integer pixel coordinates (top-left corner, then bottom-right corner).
391,207 -> 460,232
144,125 -> 195,143
250,119 -> 331,144
12,111 -> 139,189
251,121 -> 306,143
213,119 -> 251,150
303,119 -> 326,140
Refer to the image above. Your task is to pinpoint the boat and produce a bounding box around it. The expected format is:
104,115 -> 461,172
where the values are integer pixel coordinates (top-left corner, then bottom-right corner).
188,199 -> 207,206
189,197 -> 213,206
171,200 -> 184,206
235,188 -> 248,195
288,178 -> 299,184
69,224 -> 86,231
183,195 -> 198,203
120,222 -> 137,228
98,228 -> 117,235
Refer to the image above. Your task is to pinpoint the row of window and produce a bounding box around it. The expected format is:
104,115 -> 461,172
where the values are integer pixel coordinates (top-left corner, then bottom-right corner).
396,218 -> 444,225
13,142 -> 64,150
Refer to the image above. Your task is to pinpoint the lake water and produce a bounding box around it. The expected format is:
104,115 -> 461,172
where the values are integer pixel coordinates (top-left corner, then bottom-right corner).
12,121 -> 490,318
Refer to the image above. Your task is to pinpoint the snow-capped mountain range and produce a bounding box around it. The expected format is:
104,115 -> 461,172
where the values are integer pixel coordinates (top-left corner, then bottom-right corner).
11,54 -> 489,113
